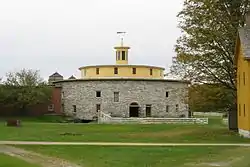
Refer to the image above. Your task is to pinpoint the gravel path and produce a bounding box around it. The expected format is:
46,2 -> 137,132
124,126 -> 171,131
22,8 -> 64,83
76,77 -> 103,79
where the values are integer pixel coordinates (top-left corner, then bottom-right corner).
0,141 -> 250,146
0,145 -> 82,167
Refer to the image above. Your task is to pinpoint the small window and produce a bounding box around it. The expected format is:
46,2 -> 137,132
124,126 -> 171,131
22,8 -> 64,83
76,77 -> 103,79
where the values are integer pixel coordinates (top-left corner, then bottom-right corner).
238,73 -> 240,86
48,104 -> 54,112
118,52 -> 121,60
114,67 -> 118,74
132,68 -> 136,74
166,92 -> 169,97
122,51 -> 126,60
114,92 -> 119,102
243,72 -> 245,85
150,69 -> 153,75
96,91 -> 101,97
117,51 -> 121,60
96,104 -> 101,112
61,91 -> 64,98
73,105 -> 76,113
84,69 -> 86,76
166,105 -> 169,112
239,104 -> 241,116
146,104 -> 152,117
175,104 -> 179,112
244,104 -> 246,117
96,68 -> 100,75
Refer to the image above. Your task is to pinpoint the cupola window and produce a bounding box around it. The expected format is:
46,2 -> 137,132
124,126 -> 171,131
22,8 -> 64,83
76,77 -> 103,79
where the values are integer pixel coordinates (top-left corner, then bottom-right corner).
117,51 -> 120,60
122,51 -> 126,60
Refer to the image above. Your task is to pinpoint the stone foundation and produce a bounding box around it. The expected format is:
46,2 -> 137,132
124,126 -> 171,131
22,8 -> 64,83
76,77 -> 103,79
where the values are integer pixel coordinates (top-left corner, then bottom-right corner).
239,129 -> 250,138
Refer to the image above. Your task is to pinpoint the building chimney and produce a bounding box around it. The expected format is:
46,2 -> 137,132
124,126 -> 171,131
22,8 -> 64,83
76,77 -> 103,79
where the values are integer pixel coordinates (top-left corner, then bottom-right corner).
245,11 -> 250,27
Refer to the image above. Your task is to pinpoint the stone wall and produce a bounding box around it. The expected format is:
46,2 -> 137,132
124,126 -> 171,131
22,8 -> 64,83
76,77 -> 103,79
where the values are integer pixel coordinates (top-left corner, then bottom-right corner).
60,80 -> 189,120
239,129 -> 250,138
193,112 -> 224,117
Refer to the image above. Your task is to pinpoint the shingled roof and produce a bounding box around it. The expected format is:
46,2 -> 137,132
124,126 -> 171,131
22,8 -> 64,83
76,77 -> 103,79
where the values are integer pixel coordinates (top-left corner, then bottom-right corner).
238,27 -> 250,59
236,12 -> 250,61
49,72 -> 63,77
68,75 -> 76,80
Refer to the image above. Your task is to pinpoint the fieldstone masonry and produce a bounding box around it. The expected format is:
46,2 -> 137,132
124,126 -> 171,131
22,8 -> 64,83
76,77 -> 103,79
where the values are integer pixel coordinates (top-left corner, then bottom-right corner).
60,79 -> 189,120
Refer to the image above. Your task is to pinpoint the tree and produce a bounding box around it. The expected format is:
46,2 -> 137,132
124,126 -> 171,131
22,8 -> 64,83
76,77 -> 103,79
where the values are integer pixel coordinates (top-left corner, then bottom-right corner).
170,0 -> 250,130
189,84 -> 234,114
3,69 -> 52,114
5,69 -> 45,86
0,78 -> 5,104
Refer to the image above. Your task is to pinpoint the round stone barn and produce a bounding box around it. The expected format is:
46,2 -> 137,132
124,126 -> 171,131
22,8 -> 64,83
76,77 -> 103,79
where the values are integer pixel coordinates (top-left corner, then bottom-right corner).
53,41 -> 190,121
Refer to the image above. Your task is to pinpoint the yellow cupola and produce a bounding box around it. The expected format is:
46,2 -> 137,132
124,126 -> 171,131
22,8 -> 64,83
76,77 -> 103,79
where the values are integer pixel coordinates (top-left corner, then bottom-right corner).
115,32 -> 130,65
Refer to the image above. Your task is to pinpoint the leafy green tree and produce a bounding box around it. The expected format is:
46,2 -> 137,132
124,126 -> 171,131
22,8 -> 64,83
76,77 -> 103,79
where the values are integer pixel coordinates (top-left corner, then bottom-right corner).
189,84 -> 234,114
0,78 -> 5,104
171,0 -> 249,88
170,0 -> 250,130
5,69 -> 45,86
3,69 -> 52,113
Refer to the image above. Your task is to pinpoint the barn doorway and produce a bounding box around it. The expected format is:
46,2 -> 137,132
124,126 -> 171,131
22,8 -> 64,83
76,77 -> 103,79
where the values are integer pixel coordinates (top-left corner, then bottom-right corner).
129,102 -> 139,117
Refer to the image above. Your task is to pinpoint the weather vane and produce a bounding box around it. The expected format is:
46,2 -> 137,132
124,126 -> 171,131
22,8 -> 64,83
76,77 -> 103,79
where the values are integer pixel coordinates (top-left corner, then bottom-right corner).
117,31 -> 126,46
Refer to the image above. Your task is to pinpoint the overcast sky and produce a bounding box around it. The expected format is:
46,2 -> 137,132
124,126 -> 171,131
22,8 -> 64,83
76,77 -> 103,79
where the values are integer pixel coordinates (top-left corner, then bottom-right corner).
0,0 -> 184,80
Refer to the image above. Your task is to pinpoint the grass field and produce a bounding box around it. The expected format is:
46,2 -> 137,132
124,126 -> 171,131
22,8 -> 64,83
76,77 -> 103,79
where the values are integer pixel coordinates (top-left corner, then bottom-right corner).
0,118 -> 249,143
18,145 -> 250,167
0,115 -> 67,123
1,116 -> 250,167
0,153 -> 39,167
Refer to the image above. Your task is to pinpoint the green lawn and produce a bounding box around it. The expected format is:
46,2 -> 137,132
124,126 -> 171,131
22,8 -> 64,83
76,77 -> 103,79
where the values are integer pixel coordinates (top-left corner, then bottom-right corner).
18,145 -> 250,167
0,115 -> 68,123
0,118 -> 249,143
0,153 -> 39,167
2,117 -> 250,167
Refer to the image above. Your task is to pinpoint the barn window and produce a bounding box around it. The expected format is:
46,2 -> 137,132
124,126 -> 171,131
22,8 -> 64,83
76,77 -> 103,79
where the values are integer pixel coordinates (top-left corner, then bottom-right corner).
96,91 -> 101,97
244,104 -> 246,117
96,68 -> 100,75
175,104 -> 179,112
239,73 -> 240,86
146,105 -> 152,117
243,72 -> 246,85
73,105 -> 76,113
132,68 -> 136,74
239,104 -> 241,116
150,69 -> 153,75
48,104 -> 54,112
114,67 -> 118,74
114,92 -> 119,102
166,105 -> 169,112
96,104 -> 101,112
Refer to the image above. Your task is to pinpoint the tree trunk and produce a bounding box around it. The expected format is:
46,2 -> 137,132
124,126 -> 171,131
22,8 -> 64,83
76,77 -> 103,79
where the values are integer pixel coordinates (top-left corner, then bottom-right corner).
228,103 -> 238,131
